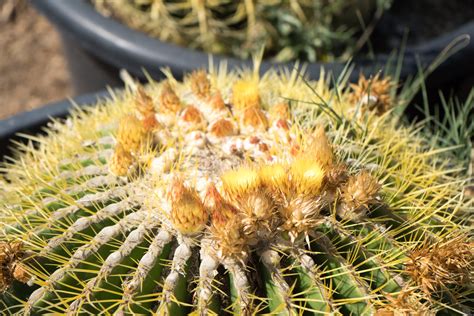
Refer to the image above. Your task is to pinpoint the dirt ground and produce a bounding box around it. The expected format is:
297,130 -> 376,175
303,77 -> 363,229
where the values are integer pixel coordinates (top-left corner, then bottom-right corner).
0,0 -> 72,120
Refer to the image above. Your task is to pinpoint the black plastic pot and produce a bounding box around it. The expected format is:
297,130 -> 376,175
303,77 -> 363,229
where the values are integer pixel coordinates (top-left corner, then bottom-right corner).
32,0 -> 474,96
0,90 -> 110,160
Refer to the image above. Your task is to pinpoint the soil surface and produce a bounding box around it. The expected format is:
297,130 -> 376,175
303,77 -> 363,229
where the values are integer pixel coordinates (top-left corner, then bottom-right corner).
0,0 -> 72,120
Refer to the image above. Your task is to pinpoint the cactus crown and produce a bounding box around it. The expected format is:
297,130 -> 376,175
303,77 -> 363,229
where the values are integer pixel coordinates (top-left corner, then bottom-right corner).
0,65 -> 472,315
93,0 -> 392,62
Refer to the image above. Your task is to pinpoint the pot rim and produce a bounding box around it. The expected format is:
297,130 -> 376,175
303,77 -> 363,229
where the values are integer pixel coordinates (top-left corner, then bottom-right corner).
31,0 -> 474,80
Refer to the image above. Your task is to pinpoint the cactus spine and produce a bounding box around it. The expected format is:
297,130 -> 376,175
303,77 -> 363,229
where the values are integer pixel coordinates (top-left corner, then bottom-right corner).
0,65 -> 472,315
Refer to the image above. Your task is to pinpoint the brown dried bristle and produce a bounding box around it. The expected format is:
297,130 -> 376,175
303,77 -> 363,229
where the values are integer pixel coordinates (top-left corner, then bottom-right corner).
269,102 -> 290,121
374,309 -> 394,316
180,106 -> 205,128
275,118 -> 290,131
159,82 -> 181,114
281,197 -> 324,241
12,263 -> 30,284
236,190 -> 278,246
135,86 -> 156,118
209,91 -> 227,111
208,118 -> 237,138
340,170 -> 380,218
135,87 -> 159,131
324,164 -> 348,203
325,164 -> 348,190
210,210 -> 247,258
350,74 -> 394,115
375,289 -> 432,315
142,114 -> 160,132
206,184 -> 240,230
188,69 -> 211,99
0,241 -> 28,292
205,184 -> 229,216
240,107 -> 269,131
204,184 -> 248,257
407,235 -> 474,294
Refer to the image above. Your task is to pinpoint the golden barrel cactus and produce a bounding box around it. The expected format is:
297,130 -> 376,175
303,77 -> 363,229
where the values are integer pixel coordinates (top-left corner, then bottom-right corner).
0,65 -> 472,315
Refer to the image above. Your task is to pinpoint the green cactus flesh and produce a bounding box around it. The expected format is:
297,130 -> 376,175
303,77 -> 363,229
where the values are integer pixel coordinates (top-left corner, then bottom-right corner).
0,66 -> 472,315
92,0 -> 391,62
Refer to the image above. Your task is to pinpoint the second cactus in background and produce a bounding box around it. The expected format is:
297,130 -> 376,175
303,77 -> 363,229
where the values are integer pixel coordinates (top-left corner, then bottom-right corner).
93,0 -> 391,62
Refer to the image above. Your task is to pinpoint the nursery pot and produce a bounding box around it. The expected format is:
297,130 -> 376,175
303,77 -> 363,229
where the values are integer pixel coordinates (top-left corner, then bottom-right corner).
32,0 -> 474,95
0,91 -> 110,160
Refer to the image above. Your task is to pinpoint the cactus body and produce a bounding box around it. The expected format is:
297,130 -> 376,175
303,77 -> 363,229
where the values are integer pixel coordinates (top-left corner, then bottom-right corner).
0,66 -> 472,315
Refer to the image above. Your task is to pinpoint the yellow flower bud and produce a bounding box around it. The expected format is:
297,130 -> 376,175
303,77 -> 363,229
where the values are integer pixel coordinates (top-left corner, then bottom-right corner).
232,79 -> 261,111
109,143 -> 135,177
259,163 -> 288,191
116,115 -> 147,154
290,156 -> 325,196
169,179 -> 208,235
307,126 -> 334,168
221,166 -> 260,197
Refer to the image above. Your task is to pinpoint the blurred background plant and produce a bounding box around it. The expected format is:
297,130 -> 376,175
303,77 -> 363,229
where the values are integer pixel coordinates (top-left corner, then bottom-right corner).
93,0 -> 392,62
0,0 -> 473,126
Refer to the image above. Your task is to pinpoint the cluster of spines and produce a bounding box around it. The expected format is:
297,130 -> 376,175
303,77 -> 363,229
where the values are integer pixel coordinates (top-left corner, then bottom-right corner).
109,87 -> 159,177
0,67 -> 471,315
